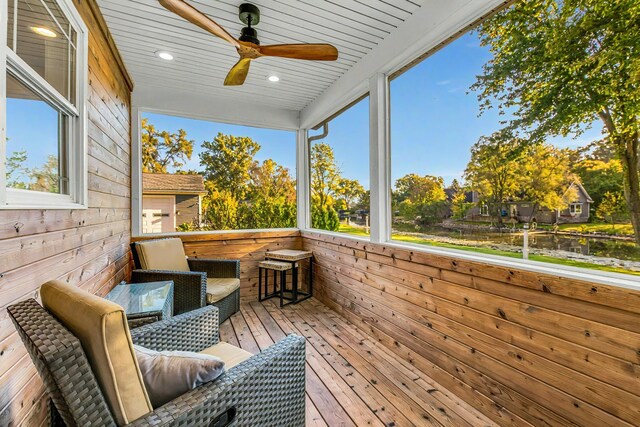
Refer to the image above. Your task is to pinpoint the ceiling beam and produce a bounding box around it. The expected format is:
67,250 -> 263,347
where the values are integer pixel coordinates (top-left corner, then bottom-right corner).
300,0 -> 509,129
133,85 -> 300,130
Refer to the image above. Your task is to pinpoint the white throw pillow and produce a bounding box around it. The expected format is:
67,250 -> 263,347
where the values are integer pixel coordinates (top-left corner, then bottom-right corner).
134,344 -> 225,407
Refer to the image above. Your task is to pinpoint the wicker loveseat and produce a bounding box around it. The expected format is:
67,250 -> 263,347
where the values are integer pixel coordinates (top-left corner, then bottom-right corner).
8,281 -> 305,427
131,238 -> 241,322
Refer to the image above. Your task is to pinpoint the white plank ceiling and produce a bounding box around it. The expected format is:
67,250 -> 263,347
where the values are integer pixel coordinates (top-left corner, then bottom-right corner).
96,0 -> 424,112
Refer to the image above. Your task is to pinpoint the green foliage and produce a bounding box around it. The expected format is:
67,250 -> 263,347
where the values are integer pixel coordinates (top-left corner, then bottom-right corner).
451,187 -> 474,221
335,178 -> 365,211
200,133 -> 260,201
464,131 -> 524,223
310,142 -> 341,209
311,204 -> 340,231
29,155 -> 59,194
197,133 -> 296,231
573,155 -> 624,209
475,0 -> 640,242
5,149 -> 28,189
596,192 -> 628,226
519,144 -> 577,219
142,118 -> 194,173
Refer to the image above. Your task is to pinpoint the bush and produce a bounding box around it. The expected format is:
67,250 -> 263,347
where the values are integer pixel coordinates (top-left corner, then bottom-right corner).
312,205 -> 340,231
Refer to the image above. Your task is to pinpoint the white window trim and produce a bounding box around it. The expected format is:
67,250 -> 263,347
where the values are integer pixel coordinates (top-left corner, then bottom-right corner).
0,0 -> 88,209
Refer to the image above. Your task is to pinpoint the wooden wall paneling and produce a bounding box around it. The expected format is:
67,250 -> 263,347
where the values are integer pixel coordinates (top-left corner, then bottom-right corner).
0,0 -> 133,424
302,231 -> 640,427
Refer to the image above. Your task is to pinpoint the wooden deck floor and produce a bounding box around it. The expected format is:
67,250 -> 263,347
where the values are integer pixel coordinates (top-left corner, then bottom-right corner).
220,297 -> 498,427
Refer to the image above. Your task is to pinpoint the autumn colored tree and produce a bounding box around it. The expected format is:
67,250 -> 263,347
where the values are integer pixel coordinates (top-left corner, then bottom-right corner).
474,0 -> 640,243
141,118 -> 194,173
335,178 -> 365,212
596,192 -> 628,228
310,142 -> 340,210
519,144 -> 577,225
464,131 -> 523,225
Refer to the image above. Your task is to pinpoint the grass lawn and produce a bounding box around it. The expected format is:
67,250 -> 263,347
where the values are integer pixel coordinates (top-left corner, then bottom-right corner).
337,223 -> 639,276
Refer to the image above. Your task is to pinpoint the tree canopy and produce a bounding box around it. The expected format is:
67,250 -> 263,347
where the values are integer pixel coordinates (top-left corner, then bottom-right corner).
141,118 -> 193,173
474,0 -> 640,242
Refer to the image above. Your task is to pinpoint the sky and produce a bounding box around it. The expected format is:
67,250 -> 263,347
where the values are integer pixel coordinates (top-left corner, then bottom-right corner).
8,32 -> 603,189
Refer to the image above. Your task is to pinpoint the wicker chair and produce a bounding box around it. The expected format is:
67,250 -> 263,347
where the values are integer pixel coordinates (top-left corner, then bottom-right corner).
131,238 -> 240,322
8,298 -> 305,427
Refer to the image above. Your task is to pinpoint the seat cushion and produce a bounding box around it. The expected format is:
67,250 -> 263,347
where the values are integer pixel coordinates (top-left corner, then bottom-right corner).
135,238 -> 190,272
200,342 -> 253,369
134,345 -> 225,407
206,278 -> 240,304
40,280 -> 152,425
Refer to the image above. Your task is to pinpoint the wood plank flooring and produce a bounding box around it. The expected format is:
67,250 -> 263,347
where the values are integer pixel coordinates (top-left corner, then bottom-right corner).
220,297 -> 499,427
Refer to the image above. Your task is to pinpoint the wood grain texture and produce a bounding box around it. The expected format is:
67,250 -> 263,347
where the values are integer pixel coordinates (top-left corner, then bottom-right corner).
133,230 -> 303,298
222,295 -> 498,427
0,1 -> 132,424
302,230 -> 640,427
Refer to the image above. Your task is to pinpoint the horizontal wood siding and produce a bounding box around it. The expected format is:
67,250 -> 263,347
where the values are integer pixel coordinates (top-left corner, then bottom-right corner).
302,230 -> 640,427
0,0 -> 132,424
133,230 -> 303,298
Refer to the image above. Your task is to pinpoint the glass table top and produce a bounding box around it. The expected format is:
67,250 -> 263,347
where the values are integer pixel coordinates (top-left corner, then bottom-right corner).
106,281 -> 173,314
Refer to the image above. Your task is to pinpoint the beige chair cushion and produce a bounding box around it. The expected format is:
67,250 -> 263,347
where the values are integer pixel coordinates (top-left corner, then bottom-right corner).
41,280 -> 152,426
135,238 -> 190,272
206,278 -> 240,304
134,344 -> 225,407
200,342 -> 253,369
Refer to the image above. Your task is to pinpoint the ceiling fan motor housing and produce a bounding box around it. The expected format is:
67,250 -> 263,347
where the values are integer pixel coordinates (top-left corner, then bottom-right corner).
239,3 -> 261,44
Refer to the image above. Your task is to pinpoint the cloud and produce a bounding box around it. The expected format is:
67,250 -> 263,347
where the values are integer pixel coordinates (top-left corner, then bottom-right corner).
436,80 -> 451,86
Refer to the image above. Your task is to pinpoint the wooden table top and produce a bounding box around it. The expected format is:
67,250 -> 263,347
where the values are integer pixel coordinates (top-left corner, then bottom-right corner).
266,249 -> 313,261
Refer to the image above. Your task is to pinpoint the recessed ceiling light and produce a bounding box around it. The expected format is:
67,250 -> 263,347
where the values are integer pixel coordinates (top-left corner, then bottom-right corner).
268,75 -> 280,82
31,27 -> 57,38
156,51 -> 174,61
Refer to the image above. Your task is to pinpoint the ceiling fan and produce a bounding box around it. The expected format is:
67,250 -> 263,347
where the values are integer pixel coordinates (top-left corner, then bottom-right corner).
158,0 -> 339,86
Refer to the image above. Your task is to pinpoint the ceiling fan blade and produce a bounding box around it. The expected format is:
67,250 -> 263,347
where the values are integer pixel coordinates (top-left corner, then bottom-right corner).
258,44 -> 338,61
158,0 -> 239,48
224,58 -> 252,86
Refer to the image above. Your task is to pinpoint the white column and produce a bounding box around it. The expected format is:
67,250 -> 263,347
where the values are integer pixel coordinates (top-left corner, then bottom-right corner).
368,73 -> 391,243
296,128 -> 310,230
131,105 -> 143,236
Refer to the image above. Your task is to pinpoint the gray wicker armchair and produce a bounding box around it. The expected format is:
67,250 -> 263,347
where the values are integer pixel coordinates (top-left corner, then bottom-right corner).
8,298 -> 306,427
131,238 -> 240,322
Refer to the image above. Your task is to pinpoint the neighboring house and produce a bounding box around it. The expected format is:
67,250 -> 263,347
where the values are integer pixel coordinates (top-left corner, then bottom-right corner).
142,173 -> 206,233
462,182 -> 593,224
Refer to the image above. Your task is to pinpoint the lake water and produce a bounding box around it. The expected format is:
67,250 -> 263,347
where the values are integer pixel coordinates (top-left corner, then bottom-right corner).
408,226 -> 640,261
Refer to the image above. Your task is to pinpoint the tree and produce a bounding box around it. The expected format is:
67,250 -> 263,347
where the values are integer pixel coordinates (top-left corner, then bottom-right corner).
519,144 -> 577,225
335,178 -> 365,212
473,0 -> 640,243
394,174 -> 446,205
596,191 -> 628,228
141,118 -> 194,173
464,131 -> 523,225
310,143 -> 340,209
5,150 -> 28,189
200,133 -> 260,201
248,159 -> 296,205
29,155 -> 59,193
311,205 -> 340,231
451,184 -> 474,221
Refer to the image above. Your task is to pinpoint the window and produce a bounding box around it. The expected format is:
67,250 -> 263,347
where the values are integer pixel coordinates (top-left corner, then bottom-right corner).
388,22 -> 639,277
1,0 -> 87,208
308,96 -> 369,238
140,113 -> 296,233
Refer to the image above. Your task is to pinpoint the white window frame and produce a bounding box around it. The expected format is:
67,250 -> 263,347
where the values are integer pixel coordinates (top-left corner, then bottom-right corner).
298,0 -> 639,289
570,203 -> 582,215
0,0 -> 88,209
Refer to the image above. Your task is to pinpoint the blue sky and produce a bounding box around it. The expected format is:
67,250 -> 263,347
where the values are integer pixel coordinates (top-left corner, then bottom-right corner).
8,32 -> 603,188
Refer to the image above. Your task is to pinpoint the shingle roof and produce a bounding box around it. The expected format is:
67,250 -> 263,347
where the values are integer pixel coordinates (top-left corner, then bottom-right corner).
142,173 -> 206,194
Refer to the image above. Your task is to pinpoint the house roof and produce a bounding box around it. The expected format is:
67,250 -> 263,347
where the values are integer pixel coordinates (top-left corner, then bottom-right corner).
142,173 -> 206,195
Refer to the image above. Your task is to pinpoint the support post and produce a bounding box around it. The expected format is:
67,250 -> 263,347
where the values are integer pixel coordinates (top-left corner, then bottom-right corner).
369,73 -> 391,243
296,129 -> 310,230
